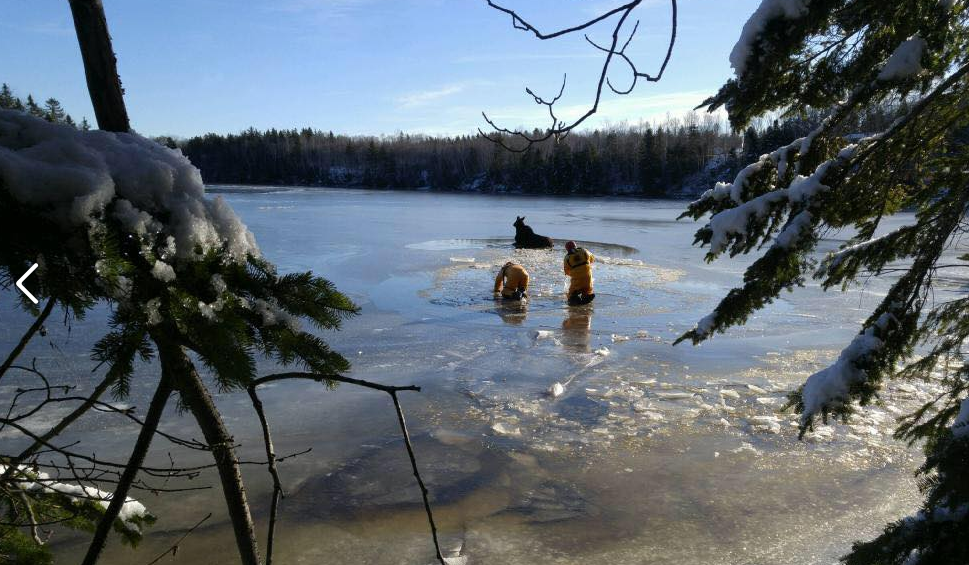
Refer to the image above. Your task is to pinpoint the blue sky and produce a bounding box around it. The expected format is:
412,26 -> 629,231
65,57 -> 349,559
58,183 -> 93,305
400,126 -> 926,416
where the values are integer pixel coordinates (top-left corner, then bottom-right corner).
0,0 -> 758,138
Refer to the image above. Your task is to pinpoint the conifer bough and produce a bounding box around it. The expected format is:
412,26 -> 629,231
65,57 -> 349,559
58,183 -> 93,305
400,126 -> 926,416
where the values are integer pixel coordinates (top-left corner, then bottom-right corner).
1,3 -> 447,564
678,0 -> 969,563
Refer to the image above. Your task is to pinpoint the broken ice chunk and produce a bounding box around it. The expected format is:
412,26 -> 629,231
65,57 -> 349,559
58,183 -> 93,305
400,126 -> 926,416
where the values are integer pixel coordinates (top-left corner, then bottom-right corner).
491,422 -> 521,436
549,382 -> 565,398
655,391 -> 694,400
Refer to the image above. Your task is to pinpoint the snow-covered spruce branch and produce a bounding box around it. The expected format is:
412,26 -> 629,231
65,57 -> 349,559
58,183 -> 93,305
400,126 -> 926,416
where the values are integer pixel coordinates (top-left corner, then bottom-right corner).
814,223 -> 924,290
683,84 -> 878,224
680,2 -> 969,562
791,185 -> 969,434
679,58 -> 969,344
1,463 -> 155,540
479,0 -> 676,152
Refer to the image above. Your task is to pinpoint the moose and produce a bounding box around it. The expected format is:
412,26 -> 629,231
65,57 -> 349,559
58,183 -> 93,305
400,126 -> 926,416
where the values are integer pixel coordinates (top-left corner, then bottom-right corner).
513,216 -> 554,249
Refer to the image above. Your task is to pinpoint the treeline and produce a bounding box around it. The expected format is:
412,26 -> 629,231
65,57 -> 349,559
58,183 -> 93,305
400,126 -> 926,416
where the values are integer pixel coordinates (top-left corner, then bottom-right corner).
0,83 -> 90,129
2,81 -> 905,198
180,113 -> 743,197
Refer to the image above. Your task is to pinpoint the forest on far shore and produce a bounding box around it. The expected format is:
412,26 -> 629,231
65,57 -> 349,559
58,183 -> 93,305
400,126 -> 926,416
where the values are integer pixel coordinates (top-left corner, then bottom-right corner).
1,82 -> 903,198
176,104 -> 909,197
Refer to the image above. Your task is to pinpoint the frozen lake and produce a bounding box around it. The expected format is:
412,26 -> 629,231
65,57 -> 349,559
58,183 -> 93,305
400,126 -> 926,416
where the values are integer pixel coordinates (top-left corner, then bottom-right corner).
1,187 -> 946,564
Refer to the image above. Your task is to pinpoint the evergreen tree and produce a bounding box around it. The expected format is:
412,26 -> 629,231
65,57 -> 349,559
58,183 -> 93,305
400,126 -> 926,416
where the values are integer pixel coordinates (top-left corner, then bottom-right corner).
0,83 -> 22,110
741,126 -> 760,162
1,110 -> 358,565
80,117 -> 91,131
25,95 -> 44,119
43,98 -> 65,123
637,128 -> 663,196
678,2 -> 969,563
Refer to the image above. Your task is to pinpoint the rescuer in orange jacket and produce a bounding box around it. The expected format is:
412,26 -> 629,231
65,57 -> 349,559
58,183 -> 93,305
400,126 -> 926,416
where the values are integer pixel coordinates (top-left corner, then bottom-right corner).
563,240 -> 595,305
494,261 -> 529,300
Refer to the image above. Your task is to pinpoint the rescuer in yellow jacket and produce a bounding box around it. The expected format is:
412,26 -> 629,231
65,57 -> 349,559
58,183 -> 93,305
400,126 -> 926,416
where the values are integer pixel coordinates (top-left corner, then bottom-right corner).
563,240 -> 595,305
494,261 -> 529,300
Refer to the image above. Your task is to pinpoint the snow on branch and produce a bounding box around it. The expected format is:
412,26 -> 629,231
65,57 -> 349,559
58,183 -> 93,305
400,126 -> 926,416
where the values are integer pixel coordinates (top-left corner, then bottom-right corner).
796,311 -> 894,431
877,36 -> 927,82
730,0 -> 811,77
0,109 -> 257,262
1,463 -> 152,533
703,154 -> 839,257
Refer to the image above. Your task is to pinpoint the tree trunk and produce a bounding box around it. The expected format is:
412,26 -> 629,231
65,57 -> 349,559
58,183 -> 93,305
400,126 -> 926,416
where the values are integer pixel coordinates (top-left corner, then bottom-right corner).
154,333 -> 262,565
67,0 -> 130,132
81,373 -> 173,565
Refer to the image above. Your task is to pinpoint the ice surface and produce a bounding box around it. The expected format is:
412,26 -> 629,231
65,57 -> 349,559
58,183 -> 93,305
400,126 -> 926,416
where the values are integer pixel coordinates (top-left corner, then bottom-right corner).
8,190 -> 945,565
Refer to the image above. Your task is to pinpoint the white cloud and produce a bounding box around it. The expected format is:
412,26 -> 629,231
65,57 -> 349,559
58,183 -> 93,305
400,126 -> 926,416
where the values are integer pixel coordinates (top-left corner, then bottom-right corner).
395,83 -> 468,108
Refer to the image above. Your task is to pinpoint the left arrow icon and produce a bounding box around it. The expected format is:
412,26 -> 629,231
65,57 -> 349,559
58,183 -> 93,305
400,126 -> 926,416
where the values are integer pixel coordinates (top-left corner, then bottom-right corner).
17,263 -> 39,305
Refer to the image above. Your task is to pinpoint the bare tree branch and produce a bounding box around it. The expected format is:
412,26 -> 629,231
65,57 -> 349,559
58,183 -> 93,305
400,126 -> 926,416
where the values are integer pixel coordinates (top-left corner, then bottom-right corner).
0,297 -> 55,382
391,390 -> 446,565
249,372 -> 444,565
252,371 -> 420,393
81,373 -> 173,565
480,0 -> 677,152
144,512 -> 212,565
246,385 -> 283,565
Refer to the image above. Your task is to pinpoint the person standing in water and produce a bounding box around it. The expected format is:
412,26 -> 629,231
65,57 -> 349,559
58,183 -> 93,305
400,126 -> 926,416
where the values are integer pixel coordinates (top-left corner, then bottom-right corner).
563,240 -> 595,305
494,261 -> 529,301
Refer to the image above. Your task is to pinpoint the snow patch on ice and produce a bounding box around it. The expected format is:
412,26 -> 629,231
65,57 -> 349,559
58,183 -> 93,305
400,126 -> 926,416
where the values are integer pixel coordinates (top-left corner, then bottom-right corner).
491,422 -> 521,436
